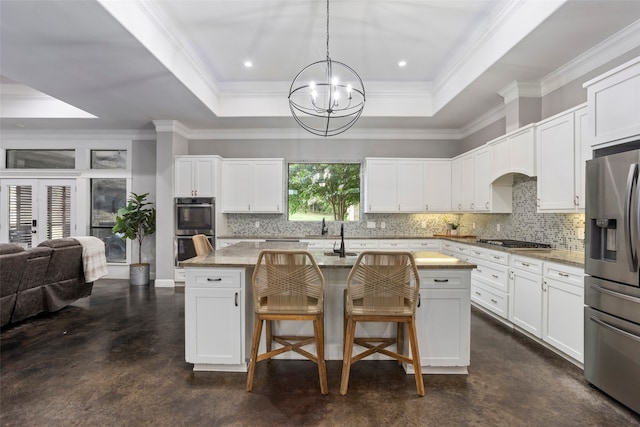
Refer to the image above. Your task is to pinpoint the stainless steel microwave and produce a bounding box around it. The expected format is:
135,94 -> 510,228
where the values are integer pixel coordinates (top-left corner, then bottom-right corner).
174,197 -> 215,236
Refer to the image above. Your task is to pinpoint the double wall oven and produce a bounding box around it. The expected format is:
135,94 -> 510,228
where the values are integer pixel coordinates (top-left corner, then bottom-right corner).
174,197 -> 215,265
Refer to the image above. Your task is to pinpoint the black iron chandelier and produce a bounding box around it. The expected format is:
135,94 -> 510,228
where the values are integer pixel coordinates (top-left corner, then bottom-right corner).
288,0 -> 366,137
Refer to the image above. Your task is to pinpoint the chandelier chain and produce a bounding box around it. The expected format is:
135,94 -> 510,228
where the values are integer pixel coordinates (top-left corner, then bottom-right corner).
326,0 -> 330,60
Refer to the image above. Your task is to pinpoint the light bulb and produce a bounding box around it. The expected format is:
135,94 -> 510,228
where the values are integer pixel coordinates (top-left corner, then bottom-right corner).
311,90 -> 317,101
332,76 -> 339,86
347,83 -> 352,94
310,81 -> 316,90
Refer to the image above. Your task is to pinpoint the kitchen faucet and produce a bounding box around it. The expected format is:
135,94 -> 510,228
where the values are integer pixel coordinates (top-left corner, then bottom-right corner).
333,223 -> 346,257
321,217 -> 328,235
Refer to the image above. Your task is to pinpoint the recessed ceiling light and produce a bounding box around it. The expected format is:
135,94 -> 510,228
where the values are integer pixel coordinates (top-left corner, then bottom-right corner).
244,61 -> 253,68
398,60 -> 407,68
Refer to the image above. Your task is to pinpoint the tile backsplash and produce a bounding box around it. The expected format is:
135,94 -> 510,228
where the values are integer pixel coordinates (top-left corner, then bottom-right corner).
225,174 -> 585,251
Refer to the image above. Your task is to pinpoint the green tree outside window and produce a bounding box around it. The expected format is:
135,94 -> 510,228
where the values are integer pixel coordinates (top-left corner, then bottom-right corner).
288,163 -> 360,221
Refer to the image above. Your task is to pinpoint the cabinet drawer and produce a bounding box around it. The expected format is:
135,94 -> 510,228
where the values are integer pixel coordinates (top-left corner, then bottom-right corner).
473,262 -> 509,293
379,240 -> 410,250
544,262 -> 584,287
347,240 -> 379,250
419,271 -> 467,289
510,255 -> 543,274
303,240 -> 334,250
410,240 -> 440,251
471,281 -> 508,319
187,269 -> 242,288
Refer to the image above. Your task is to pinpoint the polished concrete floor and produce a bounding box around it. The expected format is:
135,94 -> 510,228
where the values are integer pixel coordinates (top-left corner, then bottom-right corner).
2,279 -> 639,426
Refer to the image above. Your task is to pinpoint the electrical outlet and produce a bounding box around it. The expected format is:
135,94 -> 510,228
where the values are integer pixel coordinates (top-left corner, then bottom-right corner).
367,221 -> 376,229
255,221 -> 260,228
578,228 -> 585,238
496,223 -> 501,232
421,222 -> 426,229
472,222 -> 476,230
381,222 -> 386,229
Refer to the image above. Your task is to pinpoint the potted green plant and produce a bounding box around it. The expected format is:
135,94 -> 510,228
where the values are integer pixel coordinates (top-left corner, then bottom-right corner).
112,192 -> 156,286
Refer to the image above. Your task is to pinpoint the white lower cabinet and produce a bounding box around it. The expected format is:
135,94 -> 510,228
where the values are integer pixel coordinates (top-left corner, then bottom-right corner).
542,262 -> 584,363
185,268 -> 247,371
409,270 -> 470,373
509,255 -> 544,338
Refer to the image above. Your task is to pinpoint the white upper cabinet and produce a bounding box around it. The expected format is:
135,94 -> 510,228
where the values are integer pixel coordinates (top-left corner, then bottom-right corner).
222,159 -> 283,213
489,125 -> 536,182
364,158 -> 450,213
397,160 -> 425,212
452,148 -> 511,213
424,160 -> 451,212
364,159 -> 400,212
473,148 -> 491,212
536,105 -> 589,212
365,158 -> 424,213
174,156 -> 218,197
584,56 -> 640,147
451,158 -> 463,212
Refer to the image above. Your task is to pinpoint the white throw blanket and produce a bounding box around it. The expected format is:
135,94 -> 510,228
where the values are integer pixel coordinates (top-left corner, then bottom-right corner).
73,236 -> 109,283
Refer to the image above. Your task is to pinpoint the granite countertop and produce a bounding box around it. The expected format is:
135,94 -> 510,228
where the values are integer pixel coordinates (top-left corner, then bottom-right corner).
215,235 -> 585,267
180,241 -> 476,270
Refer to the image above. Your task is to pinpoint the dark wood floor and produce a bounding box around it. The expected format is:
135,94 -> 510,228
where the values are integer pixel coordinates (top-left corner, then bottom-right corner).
2,279 -> 639,426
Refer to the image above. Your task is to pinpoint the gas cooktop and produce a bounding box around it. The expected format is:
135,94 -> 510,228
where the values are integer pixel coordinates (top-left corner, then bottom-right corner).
476,239 -> 552,249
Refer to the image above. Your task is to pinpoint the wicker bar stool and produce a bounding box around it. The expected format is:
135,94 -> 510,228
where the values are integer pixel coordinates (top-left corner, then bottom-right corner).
246,250 -> 328,394
340,251 -> 424,396
192,234 -> 213,256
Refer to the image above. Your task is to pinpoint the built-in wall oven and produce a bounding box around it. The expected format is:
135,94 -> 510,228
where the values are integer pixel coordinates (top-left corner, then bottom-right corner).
174,197 -> 215,265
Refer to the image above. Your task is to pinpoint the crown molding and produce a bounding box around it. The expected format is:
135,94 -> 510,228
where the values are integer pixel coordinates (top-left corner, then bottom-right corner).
497,81 -> 541,104
540,19 -> 640,96
179,126 -> 460,141
0,128 -> 156,140
152,120 -> 190,138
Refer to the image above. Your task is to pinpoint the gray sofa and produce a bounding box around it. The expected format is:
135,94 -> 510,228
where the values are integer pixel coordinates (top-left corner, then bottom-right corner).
0,238 -> 94,327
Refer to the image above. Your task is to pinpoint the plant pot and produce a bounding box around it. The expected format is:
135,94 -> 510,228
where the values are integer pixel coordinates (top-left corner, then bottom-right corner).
451,229 -> 459,236
130,263 -> 150,286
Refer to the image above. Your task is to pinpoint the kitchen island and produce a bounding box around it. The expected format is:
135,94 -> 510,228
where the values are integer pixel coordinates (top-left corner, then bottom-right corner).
181,241 -> 476,374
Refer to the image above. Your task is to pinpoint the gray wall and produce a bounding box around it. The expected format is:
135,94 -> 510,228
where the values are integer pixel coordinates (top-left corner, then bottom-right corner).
459,118 -> 506,154
542,47 -> 640,119
132,139 -> 157,267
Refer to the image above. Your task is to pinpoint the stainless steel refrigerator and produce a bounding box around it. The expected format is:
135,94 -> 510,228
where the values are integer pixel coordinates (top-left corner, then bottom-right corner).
585,146 -> 640,414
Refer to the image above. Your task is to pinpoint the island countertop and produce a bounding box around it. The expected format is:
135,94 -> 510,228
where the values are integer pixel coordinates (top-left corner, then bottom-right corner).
180,241 -> 477,270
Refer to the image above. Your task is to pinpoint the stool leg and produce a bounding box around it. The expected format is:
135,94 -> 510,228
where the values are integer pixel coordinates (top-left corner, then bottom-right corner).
266,320 -> 273,353
314,314 -> 328,394
340,316 -> 356,395
407,317 -> 425,396
246,316 -> 263,392
396,322 -> 404,365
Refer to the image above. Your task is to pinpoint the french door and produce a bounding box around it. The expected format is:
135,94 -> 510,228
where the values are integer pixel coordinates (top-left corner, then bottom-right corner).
0,179 -> 77,247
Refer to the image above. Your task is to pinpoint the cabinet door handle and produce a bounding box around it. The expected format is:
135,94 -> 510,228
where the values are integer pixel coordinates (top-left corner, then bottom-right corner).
574,196 -> 579,206
417,294 -> 420,308
492,256 -> 500,260
490,299 -> 498,304
235,292 -> 239,307
537,198 -> 540,207
207,277 -> 223,282
542,281 -> 547,292
558,272 -> 570,277
458,203 -> 462,210
474,291 -> 482,296
248,204 -> 251,210
509,271 -> 514,279
485,202 -> 490,209
521,262 -> 530,267
425,204 -> 429,211
491,274 -> 499,279
476,268 -> 483,273
434,279 -> 449,283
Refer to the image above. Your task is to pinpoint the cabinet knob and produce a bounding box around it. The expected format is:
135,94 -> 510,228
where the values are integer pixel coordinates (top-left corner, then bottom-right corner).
470,203 -> 475,210
537,198 -> 540,207
425,204 -> 429,211
574,196 -> 579,206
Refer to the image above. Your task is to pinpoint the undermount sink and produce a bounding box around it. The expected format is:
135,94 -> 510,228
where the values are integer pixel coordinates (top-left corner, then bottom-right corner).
324,251 -> 358,257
